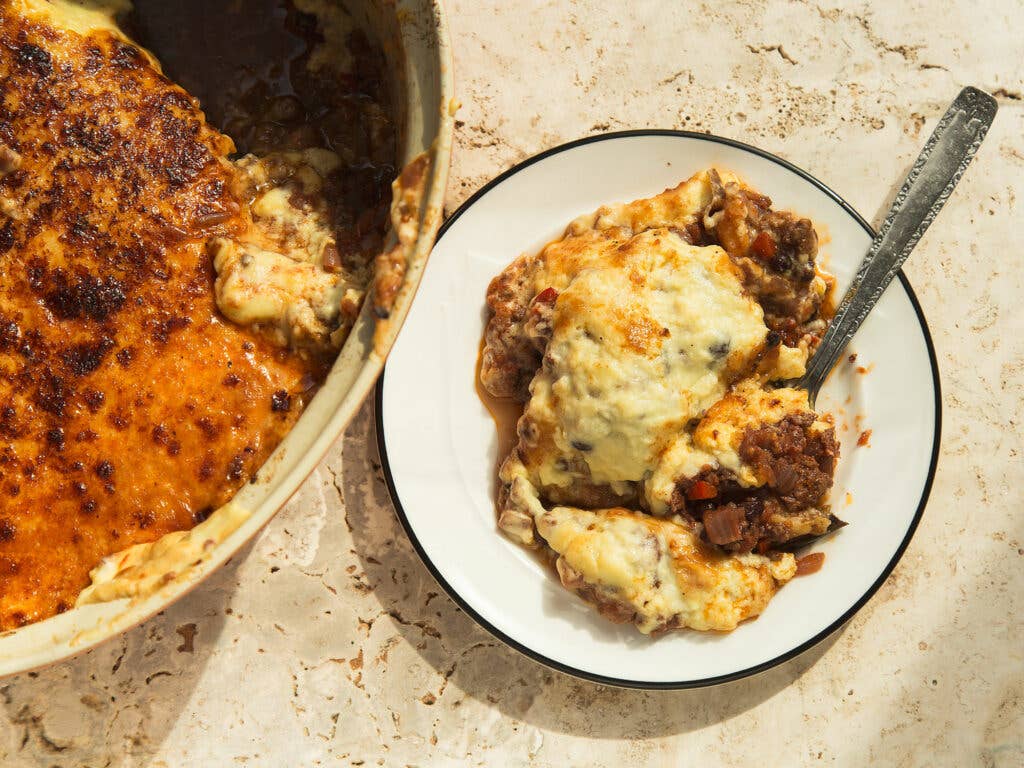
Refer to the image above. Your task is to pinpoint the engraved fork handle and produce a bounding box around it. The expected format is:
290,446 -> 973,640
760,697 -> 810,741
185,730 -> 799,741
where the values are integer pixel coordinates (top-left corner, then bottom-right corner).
798,87 -> 997,406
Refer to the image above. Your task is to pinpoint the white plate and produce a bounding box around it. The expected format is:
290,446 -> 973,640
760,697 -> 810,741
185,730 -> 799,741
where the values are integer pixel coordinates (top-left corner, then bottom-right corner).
378,131 -> 940,689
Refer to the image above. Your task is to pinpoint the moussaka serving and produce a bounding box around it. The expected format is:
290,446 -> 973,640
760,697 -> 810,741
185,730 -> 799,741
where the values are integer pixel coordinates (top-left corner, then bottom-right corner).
0,0 -> 404,628
481,169 -> 842,634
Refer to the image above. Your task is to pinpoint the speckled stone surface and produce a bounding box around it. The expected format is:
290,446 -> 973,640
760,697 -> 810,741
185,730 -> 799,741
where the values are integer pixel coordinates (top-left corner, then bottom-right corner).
1,1 -> 1022,765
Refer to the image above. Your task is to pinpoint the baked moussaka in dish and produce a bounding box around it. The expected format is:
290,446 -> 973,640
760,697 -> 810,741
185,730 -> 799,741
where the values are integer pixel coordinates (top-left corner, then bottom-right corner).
0,0 -> 411,628
481,169 -> 842,634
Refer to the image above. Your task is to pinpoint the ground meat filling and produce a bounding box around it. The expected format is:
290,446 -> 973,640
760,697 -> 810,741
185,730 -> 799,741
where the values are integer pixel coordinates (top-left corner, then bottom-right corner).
740,413 -> 837,509
670,414 -> 838,553
481,255 -> 542,399
702,172 -> 826,347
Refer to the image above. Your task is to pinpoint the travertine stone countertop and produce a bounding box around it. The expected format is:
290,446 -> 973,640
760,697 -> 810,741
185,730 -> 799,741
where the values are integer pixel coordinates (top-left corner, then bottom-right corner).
1,1 -> 1021,765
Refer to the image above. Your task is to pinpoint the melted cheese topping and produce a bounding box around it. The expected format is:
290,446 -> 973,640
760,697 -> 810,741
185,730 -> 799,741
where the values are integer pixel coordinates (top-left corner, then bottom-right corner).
76,503 -> 250,606
19,2 -> 377,358
507,170 -> 788,505
293,0 -> 356,74
531,232 -> 766,488
208,149 -> 366,351
0,0 -> 334,627
490,169 -> 834,634
565,169 -> 719,238
537,506 -> 795,633
15,0 -> 130,38
526,170 -> 720,296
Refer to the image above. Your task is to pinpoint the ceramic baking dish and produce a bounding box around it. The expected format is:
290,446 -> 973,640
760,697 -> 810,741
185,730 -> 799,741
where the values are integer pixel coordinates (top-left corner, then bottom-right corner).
0,0 -> 454,677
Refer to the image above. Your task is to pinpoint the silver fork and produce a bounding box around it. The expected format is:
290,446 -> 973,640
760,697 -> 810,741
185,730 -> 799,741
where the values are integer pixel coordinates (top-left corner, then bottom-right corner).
796,86 -> 998,407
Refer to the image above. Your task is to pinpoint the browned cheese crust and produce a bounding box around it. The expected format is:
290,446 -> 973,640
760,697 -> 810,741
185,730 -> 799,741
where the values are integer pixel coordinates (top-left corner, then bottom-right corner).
0,7 -> 325,628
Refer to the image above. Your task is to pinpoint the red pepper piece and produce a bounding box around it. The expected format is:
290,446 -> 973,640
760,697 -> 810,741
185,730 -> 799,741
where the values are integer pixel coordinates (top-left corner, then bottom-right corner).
686,480 -> 718,500
751,231 -> 777,260
535,287 -> 558,304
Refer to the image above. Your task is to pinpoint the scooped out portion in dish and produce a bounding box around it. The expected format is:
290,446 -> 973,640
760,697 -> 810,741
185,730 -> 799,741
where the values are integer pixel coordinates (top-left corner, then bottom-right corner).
0,0 -> 409,629
481,169 -> 842,634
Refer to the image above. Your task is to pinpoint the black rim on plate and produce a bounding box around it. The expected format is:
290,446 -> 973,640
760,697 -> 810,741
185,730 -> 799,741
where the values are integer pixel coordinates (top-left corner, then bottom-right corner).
374,129 -> 942,690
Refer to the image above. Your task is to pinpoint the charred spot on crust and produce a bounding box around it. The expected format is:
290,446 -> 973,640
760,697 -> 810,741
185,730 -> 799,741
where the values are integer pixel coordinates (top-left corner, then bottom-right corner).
151,316 -> 191,343
193,506 -> 214,524
107,411 -> 129,430
162,132 -> 212,186
62,116 -> 116,156
40,271 -> 127,322
0,221 -> 14,253
45,427 -> 65,449
198,456 -> 216,482
67,215 -> 100,243
111,42 -> 144,70
62,336 -> 115,376
82,388 -> 106,413
34,372 -> 71,416
0,320 -> 19,350
270,390 -> 291,412
196,417 -> 219,438
226,453 -> 245,481
15,43 -> 52,78
83,45 -> 104,74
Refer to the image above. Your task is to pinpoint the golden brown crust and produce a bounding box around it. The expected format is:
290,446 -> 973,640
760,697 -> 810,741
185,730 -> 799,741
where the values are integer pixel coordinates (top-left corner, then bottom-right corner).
0,6 -> 323,628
